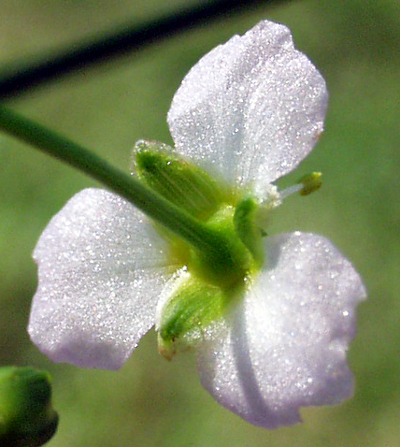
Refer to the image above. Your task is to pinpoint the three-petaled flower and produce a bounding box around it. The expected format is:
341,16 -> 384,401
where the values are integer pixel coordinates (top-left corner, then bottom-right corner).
28,20 -> 366,428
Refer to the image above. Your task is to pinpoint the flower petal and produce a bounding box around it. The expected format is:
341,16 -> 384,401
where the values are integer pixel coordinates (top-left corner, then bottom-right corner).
197,232 -> 366,428
168,20 -> 327,188
28,188 -> 170,370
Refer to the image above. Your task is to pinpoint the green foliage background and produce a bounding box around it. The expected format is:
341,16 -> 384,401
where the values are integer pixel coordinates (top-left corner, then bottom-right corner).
0,0 -> 399,445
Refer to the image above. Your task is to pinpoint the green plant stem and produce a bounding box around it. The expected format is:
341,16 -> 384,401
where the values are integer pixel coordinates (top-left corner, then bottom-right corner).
0,105 -> 231,261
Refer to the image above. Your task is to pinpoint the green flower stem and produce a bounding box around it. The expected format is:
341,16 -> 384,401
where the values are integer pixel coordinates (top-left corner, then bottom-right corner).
0,105 -> 237,270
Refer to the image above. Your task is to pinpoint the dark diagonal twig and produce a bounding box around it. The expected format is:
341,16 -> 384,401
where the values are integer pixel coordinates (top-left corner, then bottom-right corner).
0,0 -> 289,99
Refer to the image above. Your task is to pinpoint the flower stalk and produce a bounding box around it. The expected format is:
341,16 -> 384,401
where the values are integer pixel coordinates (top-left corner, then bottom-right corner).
0,105 -> 245,280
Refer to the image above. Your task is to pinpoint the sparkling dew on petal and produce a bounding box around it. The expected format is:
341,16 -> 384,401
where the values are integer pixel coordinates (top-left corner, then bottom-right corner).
197,232 -> 366,428
28,189 -> 170,370
168,20 -> 328,189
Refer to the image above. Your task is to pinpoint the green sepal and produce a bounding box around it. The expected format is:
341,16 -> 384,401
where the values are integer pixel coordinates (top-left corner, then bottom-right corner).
0,366 -> 58,447
157,273 -> 242,360
234,197 -> 264,267
188,204 -> 253,289
133,140 -> 228,220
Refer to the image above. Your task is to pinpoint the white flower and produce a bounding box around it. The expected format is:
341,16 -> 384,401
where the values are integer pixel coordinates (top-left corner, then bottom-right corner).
28,20 -> 366,428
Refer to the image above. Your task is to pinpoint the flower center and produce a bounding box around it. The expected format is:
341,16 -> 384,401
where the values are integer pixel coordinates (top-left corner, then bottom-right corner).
132,141 -> 322,359
156,200 -> 260,360
133,141 -> 267,358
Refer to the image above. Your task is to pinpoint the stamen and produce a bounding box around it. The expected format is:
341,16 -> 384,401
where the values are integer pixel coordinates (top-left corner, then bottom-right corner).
297,172 -> 322,196
280,184 -> 303,200
280,172 -> 322,199
254,173 -> 322,234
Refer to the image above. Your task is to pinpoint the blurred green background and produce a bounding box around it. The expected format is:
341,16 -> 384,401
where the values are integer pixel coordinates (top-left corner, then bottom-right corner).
0,0 -> 399,446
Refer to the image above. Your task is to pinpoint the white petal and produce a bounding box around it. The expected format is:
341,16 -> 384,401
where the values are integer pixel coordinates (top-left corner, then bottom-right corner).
197,232 -> 366,428
168,20 -> 327,188
28,188 -> 170,370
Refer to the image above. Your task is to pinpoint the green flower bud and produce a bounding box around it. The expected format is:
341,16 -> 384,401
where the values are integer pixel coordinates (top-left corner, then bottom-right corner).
0,366 -> 58,447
